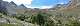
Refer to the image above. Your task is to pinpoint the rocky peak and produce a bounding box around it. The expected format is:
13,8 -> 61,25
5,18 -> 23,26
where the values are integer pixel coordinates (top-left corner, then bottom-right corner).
10,1 -> 17,6
20,4 -> 27,9
20,4 -> 25,7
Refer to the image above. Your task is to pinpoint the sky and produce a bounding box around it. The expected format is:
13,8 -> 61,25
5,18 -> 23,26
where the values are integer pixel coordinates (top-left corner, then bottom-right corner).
3,0 -> 69,9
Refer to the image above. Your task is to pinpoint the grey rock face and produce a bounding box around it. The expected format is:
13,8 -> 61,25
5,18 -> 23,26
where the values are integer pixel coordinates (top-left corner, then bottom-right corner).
0,1 -> 8,14
6,2 -> 17,15
0,1 -> 28,15
6,2 -> 28,15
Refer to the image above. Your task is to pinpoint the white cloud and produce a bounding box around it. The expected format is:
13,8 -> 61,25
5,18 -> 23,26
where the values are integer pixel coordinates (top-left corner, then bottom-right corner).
3,0 -> 14,2
60,3 -> 64,4
14,0 -> 32,5
57,2 -> 64,4
25,5 -> 52,9
3,0 -> 32,5
40,6 -> 52,9
26,6 -> 40,8
26,6 -> 52,9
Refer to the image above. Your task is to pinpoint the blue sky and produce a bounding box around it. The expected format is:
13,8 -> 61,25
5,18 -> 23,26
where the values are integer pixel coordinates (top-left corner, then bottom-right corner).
3,0 -> 69,9
31,0 -> 69,8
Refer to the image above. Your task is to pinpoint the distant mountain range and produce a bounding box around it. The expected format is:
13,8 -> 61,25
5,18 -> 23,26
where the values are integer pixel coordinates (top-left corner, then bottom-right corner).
1,0 -> 78,15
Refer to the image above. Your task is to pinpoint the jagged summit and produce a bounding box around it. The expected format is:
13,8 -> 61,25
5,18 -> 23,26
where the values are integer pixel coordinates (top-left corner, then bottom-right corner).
10,1 -> 17,6
19,4 -> 27,9
20,4 -> 25,7
0,0 -> 30,15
